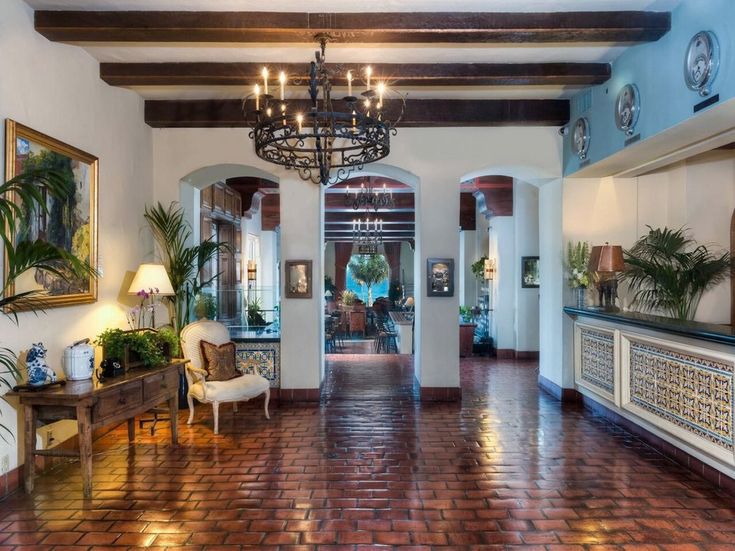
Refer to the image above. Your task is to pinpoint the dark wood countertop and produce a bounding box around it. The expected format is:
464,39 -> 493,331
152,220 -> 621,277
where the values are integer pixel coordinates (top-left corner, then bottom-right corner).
564,307 -> 735,346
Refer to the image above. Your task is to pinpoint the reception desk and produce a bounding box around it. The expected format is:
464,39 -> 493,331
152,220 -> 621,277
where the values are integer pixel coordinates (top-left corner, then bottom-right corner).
388,312 -> 414,354
564,307 -> 735,481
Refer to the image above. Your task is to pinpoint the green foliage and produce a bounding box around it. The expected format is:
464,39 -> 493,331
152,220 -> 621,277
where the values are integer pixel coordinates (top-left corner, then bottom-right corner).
341,289 -> 357,306
566,241 -> 591,288
95,328 -> 178,368
348,254 -> 389,304
247,296 -> 267,326
470,256 -> 488,280
459,306 -> 473,323
388,280 -> 402,304
144,202 -> 231,335
324,276 -> 337,296
1,168 -> 97,443
622,226 -> 731,320
194,293 -> 217,320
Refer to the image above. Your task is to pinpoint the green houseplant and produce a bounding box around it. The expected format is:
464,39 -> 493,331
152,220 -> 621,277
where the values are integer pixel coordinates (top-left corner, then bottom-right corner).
348,254 -> 389,305
0,169 -> 96,443
194,293 -> 217,320
95,327 -> 180,369
341,289 -> 357,308
144,202 -> 230,335
470,256 -> 488,280
622,226 -> 731,320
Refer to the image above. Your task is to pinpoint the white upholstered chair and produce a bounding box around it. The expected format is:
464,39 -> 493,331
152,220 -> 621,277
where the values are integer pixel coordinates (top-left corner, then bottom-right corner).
180,320 -> 270,434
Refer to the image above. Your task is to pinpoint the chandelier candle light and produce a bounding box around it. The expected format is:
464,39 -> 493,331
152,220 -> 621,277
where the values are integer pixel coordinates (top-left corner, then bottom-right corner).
353,216 -> 383,255
344,179 -> 394,211
245,35 -> 404,186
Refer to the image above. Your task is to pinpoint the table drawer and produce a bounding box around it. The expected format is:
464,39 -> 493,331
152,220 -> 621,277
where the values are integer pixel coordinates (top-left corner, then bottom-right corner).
143,369 -> 178,403
94,381 -> 142,422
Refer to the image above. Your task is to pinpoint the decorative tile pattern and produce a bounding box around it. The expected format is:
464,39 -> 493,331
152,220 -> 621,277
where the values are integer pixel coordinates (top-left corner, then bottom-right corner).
628,339 -> 733,449
235,342 -> 280,387
579,327 -> 615,395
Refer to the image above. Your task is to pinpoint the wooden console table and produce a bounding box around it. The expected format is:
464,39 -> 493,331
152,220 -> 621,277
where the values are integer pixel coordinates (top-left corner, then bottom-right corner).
9,360 -> 186,498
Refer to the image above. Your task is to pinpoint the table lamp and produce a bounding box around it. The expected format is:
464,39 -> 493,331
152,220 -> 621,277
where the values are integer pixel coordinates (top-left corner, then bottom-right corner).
588,243 -> 625,312
128,263 -> 175,328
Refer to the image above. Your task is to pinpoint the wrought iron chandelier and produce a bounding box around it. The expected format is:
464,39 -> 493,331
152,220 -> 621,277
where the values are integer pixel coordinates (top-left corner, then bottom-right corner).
245,35 -> 404,186
352,216 -> 383,255
344,178 -> 394,211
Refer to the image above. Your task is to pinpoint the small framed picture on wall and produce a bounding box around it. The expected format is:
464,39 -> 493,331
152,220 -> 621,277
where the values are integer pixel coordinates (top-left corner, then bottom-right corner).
521,256 -> 540,288
426,258 -> 454,297
285,260 -> 312,298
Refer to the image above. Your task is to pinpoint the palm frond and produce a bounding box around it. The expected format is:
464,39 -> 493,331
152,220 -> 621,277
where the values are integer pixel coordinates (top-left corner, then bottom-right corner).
622,226 -> 731,320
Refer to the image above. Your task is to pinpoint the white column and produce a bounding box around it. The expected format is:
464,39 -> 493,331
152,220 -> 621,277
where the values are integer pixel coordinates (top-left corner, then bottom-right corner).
538,179 -> 567,387
415,174 -> 460,388
279,176 -> 322,390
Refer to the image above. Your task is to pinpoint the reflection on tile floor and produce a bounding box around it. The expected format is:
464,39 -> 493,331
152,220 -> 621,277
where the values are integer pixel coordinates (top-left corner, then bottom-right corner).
1,357 -> 734,549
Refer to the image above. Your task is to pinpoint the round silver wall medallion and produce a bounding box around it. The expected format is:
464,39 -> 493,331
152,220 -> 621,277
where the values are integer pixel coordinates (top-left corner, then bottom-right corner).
615,83 -> 640,136
684,30 -> 719,96
571,117 -> 590,160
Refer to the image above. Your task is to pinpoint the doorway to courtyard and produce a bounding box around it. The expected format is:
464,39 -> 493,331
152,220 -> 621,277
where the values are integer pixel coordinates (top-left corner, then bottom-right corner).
321,175 -> 417,400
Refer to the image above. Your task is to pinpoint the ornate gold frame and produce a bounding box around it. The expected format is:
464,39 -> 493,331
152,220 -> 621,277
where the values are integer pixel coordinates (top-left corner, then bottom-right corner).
4,119 -> 99,310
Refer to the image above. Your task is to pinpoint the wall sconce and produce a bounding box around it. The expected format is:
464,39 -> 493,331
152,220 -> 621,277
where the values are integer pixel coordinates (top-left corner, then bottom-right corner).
484,257 -> 496,280
588,243 -> 625,312
247,260 -> 257,288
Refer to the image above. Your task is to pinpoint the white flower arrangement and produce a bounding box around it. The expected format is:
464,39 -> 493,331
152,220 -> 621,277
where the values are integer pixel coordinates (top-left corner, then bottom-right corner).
566,241 -> 591,288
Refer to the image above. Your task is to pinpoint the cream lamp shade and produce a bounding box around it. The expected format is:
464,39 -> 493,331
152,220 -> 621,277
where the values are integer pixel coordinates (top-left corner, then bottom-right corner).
128,264 -> 175,296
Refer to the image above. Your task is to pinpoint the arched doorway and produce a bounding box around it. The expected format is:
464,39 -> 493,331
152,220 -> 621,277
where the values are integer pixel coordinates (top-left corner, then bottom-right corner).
321,169 -> 418,400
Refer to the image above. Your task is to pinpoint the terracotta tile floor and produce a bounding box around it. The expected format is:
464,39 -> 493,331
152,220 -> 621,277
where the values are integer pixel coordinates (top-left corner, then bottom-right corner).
1,357 -> 735,550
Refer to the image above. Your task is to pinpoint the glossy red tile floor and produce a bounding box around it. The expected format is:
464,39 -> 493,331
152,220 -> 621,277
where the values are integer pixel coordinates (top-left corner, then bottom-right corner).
1,357 -> 735,550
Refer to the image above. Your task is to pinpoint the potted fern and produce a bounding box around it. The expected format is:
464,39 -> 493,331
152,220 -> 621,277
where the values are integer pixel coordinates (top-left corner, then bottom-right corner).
622,226 -> 731,320
1,169 -> 95,443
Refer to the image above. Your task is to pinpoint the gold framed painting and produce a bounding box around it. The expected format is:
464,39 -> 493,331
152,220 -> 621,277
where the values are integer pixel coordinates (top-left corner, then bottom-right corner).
4,120 -> 98,310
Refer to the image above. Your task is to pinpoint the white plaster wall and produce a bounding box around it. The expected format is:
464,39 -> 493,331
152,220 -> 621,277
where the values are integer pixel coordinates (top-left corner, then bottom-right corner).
564,149 -> 735,324
490,217 -> 515,351
323,242 -> 336,283
514,181 -> 540,352
399,241 -> 414,291
259,231 -> 277,312
153,126 -> 563,390
539,179 -> 567,387
459,230 -> 478,308
0,0 -> 153,470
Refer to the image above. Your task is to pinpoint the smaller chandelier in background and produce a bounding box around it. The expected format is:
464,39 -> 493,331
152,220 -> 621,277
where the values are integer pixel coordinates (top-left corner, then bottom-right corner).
353,216 -> 383,255
344,179 -> 394,211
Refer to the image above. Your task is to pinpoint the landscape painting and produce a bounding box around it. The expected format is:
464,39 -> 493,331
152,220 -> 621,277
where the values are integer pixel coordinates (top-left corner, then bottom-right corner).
4,120 -> 98,309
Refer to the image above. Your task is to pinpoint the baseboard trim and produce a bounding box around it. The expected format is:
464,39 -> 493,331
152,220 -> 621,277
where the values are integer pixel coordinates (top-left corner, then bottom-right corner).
419,387 -> 461,402
275,388 -> 320,402
580,393 -> 735,496
537,375 -> 581,402
496,349 -> 540,360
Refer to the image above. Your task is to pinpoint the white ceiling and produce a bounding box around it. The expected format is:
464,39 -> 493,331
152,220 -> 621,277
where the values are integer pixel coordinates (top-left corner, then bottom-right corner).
24,0 -> 681,101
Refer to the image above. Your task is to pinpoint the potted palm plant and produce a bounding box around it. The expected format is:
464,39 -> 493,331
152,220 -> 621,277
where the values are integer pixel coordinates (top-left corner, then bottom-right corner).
622,226 -> 731,320
144,202 -> 230,335
1,169 -> 95,443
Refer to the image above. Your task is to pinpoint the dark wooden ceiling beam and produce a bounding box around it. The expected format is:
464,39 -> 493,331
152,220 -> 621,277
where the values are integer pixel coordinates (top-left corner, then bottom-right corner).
35,11 -> 670,44
101,61 -> 610,87
144,98 -> 569,127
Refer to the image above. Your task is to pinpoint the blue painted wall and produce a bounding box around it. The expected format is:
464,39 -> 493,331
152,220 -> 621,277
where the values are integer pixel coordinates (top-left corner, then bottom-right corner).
564,0 -> 735,176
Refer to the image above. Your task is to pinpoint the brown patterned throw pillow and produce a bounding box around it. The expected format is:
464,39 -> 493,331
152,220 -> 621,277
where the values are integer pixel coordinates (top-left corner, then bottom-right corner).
200,341 -> 239,381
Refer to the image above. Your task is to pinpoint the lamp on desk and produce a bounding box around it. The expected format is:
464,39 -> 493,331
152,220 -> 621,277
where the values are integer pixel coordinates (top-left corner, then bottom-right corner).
588,243 -> 625,312
128,263 -> 175,328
